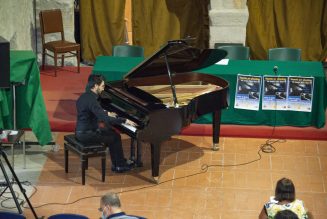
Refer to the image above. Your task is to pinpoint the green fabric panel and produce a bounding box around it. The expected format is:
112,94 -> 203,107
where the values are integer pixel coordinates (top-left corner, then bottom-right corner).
246,0 -> 327,61
196,60 -> 326,128
0,51 -> 52,145
132,0 -> 209,57
80,0 -> 126,61
0,90 -> 9,128
92,56 -> 144,81
92,57 -> 326,128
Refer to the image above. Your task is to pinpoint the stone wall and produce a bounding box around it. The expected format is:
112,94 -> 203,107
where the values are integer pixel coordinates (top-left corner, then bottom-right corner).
209,0 -> 249,48
0,0 -> 35,50
0,0 -> 75,65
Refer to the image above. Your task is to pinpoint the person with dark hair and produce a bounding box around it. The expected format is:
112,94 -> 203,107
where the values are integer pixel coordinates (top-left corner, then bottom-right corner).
76,74 -> 136,173
259,178 -> 308,219
274,210 -> 299,219
99,193 -> 145,219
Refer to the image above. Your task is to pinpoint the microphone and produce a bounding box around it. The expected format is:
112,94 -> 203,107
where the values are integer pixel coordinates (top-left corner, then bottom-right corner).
273,66 -> 278,75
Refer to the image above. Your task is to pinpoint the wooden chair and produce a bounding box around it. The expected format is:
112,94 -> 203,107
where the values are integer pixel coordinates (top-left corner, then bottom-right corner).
39,9 -> 80,76
268,48 -> 301,61
112,45 -> 144,57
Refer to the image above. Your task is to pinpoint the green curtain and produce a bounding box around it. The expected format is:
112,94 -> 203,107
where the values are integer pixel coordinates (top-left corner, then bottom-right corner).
80,0 -> 126,61
246,0 -> 327,61
132,0 -> 209,57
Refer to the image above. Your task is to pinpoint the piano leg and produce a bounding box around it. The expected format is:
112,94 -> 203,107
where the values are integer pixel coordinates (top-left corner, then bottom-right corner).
130,138 -> 143,167
130,138 -> 136,162
136,140 -> 143,167
212,110 -> 221,151
151,143 -> 161,183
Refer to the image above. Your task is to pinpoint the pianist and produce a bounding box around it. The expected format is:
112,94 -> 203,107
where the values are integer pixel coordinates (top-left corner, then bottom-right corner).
75,74 -> 136,173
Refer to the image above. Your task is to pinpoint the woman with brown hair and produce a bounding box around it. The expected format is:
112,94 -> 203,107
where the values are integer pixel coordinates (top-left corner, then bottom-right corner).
259,178 -> 308,219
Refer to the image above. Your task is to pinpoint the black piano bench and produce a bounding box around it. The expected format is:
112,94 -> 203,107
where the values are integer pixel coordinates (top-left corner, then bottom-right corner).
64,134 -> 107,185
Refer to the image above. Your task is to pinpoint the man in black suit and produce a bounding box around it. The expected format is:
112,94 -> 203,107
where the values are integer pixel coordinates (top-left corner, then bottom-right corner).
75,74 -> 136,173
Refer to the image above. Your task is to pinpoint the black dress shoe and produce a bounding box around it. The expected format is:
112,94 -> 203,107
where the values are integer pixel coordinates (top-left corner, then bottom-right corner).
111,164 -> 132,173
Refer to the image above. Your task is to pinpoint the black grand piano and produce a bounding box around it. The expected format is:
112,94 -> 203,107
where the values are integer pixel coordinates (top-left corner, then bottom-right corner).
100,40 -> 229,182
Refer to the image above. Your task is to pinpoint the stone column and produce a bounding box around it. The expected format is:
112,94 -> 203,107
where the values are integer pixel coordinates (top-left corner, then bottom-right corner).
209,0 -> 249,48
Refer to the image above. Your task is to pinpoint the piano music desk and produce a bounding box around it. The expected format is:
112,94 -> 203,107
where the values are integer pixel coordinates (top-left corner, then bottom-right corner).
93,56 -> 326,128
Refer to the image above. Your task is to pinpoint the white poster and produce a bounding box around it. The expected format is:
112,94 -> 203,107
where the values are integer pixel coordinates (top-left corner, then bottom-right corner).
234,74 -> 262,111
262,76 -> 288,110
287,77 -> 314,112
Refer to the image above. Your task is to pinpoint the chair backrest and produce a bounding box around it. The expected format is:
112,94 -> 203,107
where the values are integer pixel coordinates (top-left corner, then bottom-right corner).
0,211 -> 26,219
218,46 -> 250,60
48,213 -> 89,219
39,9 -> 65,44
268,48 -> 301,61
112,45 -> 144,57
214,42 -> 243,49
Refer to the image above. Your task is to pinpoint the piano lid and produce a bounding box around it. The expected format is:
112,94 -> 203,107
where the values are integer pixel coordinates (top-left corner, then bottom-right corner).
124,40 -> 227,79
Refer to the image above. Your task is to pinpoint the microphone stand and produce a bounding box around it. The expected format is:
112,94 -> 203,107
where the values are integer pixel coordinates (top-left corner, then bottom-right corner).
0,144 -> 43,218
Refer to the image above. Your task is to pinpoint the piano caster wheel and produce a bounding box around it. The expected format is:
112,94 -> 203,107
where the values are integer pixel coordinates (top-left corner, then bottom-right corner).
153,177 -> 159,184
212,143 -> 220,151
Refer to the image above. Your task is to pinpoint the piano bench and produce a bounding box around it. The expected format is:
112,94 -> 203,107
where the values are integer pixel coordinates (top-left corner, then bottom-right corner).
64,134 -> 107,185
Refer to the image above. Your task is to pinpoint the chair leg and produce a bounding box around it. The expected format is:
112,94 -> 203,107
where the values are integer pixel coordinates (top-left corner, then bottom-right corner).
42,48 -> 45,70
101,156 -> 106,182
54,52 -> 58,77
81,157 -> 86,185
64,146 -> 68,173
61,54 -> 64,67
77,49 -> 80,73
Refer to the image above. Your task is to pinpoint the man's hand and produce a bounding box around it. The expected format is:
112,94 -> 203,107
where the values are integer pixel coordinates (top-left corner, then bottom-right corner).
107,111 -> 117,118
125,119 -> 137,127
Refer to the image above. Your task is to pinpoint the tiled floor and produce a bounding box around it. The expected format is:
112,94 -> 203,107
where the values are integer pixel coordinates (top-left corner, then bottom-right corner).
2,132 -> 327,219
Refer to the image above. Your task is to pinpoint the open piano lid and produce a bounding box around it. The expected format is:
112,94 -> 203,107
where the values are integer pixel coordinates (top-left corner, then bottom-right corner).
124,40 -> 227,79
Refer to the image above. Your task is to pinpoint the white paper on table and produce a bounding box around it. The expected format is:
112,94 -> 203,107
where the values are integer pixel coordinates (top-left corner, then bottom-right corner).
216,59 -> 229,65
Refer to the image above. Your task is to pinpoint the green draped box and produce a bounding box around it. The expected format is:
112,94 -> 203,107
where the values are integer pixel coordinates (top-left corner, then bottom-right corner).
0,51 -> 52,145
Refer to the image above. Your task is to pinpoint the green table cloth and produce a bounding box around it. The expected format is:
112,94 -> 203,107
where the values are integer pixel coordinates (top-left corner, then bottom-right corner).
0,51 -> 52,145
93,56 -> 327,128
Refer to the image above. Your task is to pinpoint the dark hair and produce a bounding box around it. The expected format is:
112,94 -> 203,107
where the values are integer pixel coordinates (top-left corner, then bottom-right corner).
275,178 -> 295,202
87,74 -> 105,89
274,210 -> 299,219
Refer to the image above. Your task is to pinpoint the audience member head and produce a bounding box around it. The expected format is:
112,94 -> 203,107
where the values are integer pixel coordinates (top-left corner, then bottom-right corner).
275,178 -> 295,202
99,192 -> 122,218
274,210 -> 299,219
87,74 -> 105,94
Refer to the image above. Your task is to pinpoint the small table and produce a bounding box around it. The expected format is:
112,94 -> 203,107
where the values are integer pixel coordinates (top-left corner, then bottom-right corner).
0,130 -> 25,168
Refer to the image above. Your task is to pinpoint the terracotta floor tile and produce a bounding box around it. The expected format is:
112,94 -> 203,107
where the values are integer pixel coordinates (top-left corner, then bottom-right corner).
317,140 -> 327,155
170,188 -> 207,211
319,155 -> 327,172
16,134 -> 327,219
221,211 -> 258,219
143,188 -> 172,208
312,193 -> 327,214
